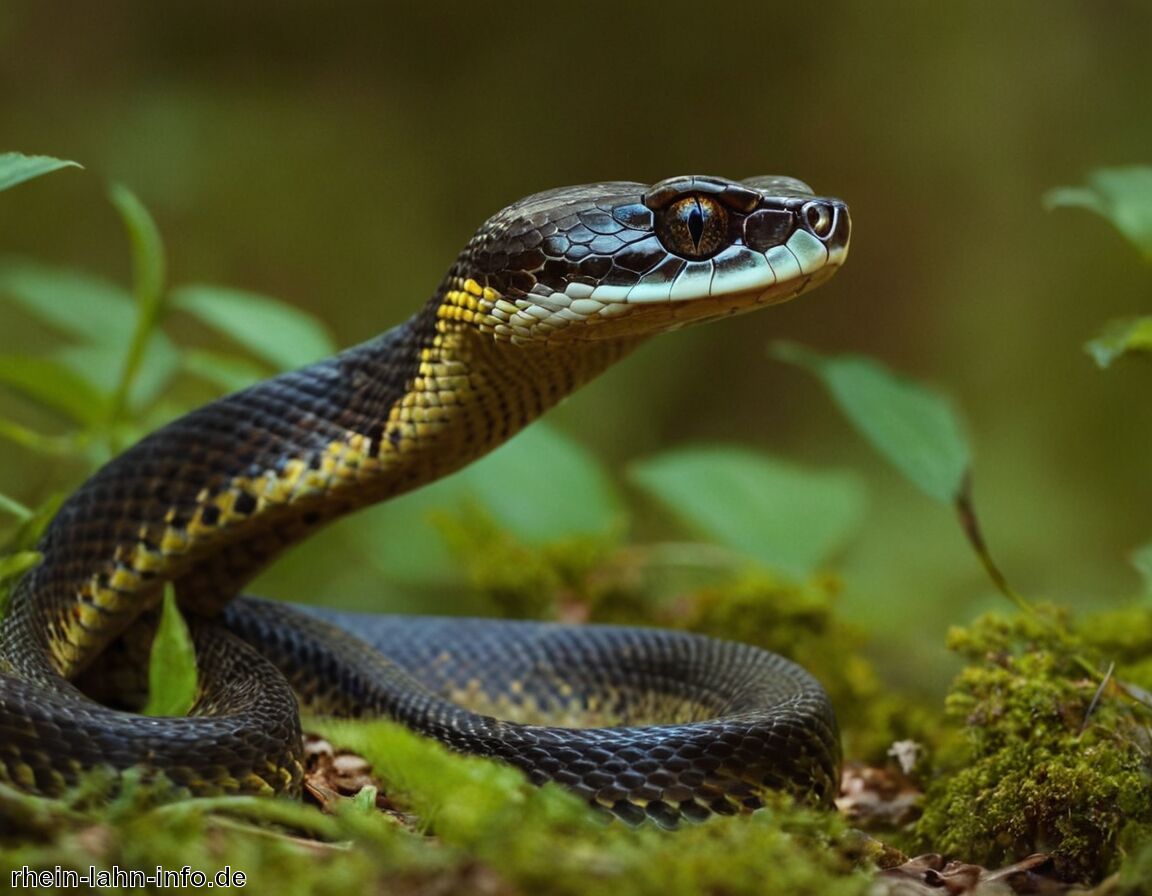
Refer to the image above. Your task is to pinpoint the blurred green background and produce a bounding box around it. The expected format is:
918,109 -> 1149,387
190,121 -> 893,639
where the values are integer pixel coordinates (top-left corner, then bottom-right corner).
1,0 -> 1150,695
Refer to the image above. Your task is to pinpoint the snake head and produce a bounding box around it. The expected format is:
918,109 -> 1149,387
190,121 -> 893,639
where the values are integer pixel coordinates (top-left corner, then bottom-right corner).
443,174 -> 850,344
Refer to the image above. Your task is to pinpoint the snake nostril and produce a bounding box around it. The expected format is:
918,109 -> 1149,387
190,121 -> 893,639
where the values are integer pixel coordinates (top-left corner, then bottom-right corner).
802,201 -> 835,240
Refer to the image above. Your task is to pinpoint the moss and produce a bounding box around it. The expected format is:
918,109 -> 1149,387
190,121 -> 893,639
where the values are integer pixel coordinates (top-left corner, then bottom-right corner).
322,718 -> 873,896
915,603 -> 1152,880
1,722 -> 873,896
1116,833 -> 1152,895
433,503 -> 622,621
1,777 -> 453,896
2,503 -> 882,894
20,506 -> 1152,887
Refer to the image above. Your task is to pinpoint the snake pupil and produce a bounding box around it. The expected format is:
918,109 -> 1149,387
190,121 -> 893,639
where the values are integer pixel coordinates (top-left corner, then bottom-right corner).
686,202 -> 705,248
655,194 -> 728,260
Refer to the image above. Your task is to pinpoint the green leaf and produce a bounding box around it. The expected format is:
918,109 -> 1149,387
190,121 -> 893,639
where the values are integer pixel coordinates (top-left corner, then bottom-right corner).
351,785 -> 379,814
454,422 -> 623,542
53,333 -> 179,411
108,183 -> 166,320
107,184 -> 169,422
0,153 -> 82,193
630,447 -> 866,576
0,418 -> 79,455
1045,166 -> 1152,263
1085,316 -> 1152,368
1132,542 -> 1152,598
0,354 -> 110,424
180,348 -> 270,393
323,424 -> 622,591
0,255 -> 178,414
774,342 -> 970,504
322,477 -> 475,592
0,497 -> 53,614
0,550 -> 40,581
0,259 -> 136,345
143,586 -> 198,717
1,494 -> 63,549
0,551 -> 41,618
0,492 -> 32,521
172,284 -> 336,371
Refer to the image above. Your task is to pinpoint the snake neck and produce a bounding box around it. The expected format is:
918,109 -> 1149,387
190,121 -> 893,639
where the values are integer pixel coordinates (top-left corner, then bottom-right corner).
3,289 -> 641,678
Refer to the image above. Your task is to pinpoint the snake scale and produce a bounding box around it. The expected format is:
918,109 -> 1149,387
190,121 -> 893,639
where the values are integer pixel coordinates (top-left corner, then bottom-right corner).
0,175 -> 850,827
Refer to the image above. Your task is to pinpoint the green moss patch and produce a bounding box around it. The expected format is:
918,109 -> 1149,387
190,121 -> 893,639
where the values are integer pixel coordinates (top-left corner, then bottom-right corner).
916,604 -> 1152,880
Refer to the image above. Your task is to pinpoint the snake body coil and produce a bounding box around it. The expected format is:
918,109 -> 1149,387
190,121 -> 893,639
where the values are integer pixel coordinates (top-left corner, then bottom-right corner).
0,175 -> 850,826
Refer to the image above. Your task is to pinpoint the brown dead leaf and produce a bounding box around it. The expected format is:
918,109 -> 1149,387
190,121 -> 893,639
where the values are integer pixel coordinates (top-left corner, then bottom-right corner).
874,853 -> 1094,896
301,733 -> 412,826
836,761 -> 923,828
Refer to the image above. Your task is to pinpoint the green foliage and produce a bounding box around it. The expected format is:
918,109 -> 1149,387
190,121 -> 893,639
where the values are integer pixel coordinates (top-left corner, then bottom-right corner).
1072,603 -> 1152,688
916,605 -> 1152,880
0,775 -> 416,896
0,260 -> 180,424
1047,167 -> 1152,368
0,354 -> 110,426
143,587 -> 198,717
1116,836 -> 1152,896
0,156 -> 336,483
1046,166 -> 1152,264
108,183 -> 167,321
629,447 -> 865,576
0,491 -> 32,522
0,261 -> 140,345
171,284 -> 336,371
0,552 -> 39,617
451,421 -> 623,543
318,718 -> 872,896
1132,541 -> 1152,597
0,730 -> 871,896
0,153 -> 81,193
0,158 -> 884,895
1085,316 -> 1152,368
0,495 -> 58,620
435,503 -> 616,620
106,183 -> 169,425
772,342 -> 970,504
6,151 -> 1152,888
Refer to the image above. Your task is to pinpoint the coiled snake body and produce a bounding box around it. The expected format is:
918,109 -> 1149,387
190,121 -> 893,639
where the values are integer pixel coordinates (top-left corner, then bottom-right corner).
0,175 -> 850,826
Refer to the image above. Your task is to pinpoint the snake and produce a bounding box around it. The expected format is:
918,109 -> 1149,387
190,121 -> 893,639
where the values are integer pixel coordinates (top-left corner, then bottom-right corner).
0,174 -> 850,828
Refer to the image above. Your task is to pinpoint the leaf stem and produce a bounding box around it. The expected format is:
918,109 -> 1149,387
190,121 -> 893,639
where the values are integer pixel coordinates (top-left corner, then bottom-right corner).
954,473 -> 1033,612
105,184 -> 167,440
0,492 -> 32,521
0,418 -> 85,456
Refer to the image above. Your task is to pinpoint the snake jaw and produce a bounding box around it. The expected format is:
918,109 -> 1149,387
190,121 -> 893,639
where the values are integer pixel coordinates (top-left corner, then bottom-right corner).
457,175 -> 850,345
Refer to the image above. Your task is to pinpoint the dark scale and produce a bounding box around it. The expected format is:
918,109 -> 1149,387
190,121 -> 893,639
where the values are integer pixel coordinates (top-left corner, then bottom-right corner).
0,175 -> 848,823
232,491 -> 259,517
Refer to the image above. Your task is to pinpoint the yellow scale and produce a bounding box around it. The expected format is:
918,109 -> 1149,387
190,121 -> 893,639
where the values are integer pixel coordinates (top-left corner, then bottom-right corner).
59,277 -> 498,672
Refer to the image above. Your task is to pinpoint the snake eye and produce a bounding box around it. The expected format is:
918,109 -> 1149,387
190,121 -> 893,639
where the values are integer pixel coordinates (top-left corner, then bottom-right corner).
655,195 -> 728,260
803,201 -> 835,239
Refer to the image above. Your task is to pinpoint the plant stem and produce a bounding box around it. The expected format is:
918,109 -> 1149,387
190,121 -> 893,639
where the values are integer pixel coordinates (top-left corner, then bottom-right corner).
955,473 -> 1033,612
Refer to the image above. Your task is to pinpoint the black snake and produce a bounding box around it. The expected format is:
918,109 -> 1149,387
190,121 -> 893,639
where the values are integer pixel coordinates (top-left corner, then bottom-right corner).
0,174 -> 850,827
